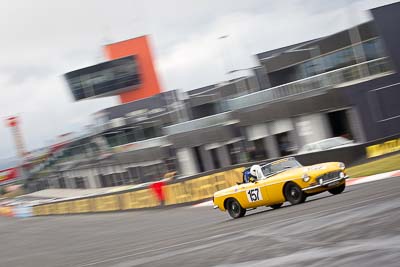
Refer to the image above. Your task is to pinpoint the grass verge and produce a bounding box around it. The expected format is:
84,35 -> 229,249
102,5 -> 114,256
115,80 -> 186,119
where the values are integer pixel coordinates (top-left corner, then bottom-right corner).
346,153 -> 400,178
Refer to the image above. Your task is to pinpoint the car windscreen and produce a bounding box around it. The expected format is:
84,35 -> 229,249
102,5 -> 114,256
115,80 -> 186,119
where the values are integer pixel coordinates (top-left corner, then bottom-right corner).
261,158 -> 302,177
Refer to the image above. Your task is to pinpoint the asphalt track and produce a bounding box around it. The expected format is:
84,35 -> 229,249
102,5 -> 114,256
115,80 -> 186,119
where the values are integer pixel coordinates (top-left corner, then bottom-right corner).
1,177 -> 399,267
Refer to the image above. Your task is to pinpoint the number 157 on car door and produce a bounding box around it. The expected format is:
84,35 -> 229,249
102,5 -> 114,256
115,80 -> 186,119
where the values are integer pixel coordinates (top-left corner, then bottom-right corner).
246,188 -> 263,202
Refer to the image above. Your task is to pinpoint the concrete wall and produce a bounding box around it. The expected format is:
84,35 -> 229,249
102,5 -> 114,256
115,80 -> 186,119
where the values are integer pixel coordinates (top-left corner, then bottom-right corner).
176,148 -> 198,177
245,123 -> 269,141
371,2 -> 400,73
87,168 -> 101,188
342,74 -> 400,141
264,135 -> 280,158
245,119 -> 297,157
346,108 -> 367,143
294,113 -> 332,147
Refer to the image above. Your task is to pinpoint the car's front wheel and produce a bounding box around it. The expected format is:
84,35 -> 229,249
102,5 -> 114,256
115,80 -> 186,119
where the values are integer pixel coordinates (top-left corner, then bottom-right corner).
328,183 -> 346,195
226,198 -> 246,219
284,182 -> 306,205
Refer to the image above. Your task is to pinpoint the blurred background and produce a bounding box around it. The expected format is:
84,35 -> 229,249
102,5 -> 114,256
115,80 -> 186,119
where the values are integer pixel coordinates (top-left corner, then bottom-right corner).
0,0 -> 399,196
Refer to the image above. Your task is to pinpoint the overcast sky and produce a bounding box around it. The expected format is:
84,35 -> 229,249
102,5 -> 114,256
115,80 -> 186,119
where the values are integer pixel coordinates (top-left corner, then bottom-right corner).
0,0 -> 398,163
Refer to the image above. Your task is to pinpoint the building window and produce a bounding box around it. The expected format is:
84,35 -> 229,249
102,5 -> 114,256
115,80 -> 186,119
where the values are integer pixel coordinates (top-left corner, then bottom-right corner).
165,156 -> 177,172
273,38 -> 387,86
58,177 -> 66,188
362,38 -> 385,61
122,172 -> 131,184
193,146 -> 205,172
210,148 -> 221,169
327,110 -> 353,140
99,174 -> 110,187
249,139 -> 267,161
142,164 -> 164,183
227,143 -> 241,165
75,177 -> 86,189
127,167 -> 140,184
125,129 -> 136,143
143,126 -> 162,139
114,173 -> 124,186
134,127 -> 145,141
276,132 -> 294,156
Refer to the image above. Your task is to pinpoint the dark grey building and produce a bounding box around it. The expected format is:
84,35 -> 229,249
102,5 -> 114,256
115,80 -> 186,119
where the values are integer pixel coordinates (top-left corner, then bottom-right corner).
26,2 -> 400,190
165,1 -> 400,177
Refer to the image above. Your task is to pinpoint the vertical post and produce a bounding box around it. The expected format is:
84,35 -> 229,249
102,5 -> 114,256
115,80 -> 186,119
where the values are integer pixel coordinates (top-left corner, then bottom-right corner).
346,4 -> 369,79
5,116 -> 26,159
218,35 -> 231,80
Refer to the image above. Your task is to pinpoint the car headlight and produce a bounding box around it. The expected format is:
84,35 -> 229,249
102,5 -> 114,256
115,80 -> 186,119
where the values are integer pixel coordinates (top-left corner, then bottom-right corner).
339,162 -> 345,170
340,172 -> 345,178
302,173 -> 310,182
318,178 -> 323,185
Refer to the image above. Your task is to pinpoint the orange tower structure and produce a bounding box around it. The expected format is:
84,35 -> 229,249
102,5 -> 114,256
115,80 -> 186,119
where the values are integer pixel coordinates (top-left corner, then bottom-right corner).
104,35 -> 163,104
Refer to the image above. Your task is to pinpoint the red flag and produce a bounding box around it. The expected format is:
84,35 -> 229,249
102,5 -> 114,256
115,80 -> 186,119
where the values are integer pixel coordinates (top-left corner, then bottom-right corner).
150,181 -> 166,202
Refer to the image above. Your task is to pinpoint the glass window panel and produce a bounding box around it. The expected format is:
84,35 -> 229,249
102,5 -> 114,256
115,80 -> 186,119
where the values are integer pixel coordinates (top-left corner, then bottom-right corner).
125,129 -> 136,143
134,127 -> 145,141
144,127 -> 156,139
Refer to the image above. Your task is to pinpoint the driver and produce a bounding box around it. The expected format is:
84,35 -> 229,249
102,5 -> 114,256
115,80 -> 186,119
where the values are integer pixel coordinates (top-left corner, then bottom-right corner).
248,164 -> 262,182
243,168 -> 252,183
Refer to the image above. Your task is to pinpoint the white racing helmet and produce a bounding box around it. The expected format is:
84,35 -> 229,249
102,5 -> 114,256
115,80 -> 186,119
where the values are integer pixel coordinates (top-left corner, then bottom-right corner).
250,164 -> 262,179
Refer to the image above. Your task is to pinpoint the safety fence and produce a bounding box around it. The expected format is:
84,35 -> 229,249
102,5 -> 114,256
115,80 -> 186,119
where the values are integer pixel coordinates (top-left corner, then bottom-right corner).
29,167 -> 243,216
3,133 -> 400,217
0,205 -> 33,218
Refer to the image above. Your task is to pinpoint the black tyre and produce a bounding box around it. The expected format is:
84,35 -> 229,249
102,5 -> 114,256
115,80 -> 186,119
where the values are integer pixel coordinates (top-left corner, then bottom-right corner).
270,203 -> 283,209
328,183 -> 346,195
284,183 -> 306,205
226,198 -> 246,219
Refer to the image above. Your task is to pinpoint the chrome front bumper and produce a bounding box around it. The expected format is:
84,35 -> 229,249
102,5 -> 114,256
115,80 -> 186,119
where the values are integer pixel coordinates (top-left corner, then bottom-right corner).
302,176 -> 349,191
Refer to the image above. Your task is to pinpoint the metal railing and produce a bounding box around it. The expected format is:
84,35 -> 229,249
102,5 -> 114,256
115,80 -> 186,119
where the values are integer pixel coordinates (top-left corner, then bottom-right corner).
227,57 -> 392,110
112,136 -> 170,153
164,112 -> 233,135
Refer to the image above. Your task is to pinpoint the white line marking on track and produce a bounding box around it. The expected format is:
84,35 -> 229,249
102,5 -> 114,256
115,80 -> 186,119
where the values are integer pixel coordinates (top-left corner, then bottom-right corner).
191,200 -> 213,207
347,170 -> 400,186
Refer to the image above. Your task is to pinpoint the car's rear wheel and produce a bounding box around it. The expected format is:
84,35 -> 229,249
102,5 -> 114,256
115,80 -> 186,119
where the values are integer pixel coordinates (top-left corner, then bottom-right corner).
328,183 -> 346,195
270,203 -> 283,209
226,198 -> 246,219
284,183 -> 306,205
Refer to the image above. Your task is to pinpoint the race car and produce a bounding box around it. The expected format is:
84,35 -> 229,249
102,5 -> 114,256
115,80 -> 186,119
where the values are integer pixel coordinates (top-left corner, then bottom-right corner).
213,157 -> 348,219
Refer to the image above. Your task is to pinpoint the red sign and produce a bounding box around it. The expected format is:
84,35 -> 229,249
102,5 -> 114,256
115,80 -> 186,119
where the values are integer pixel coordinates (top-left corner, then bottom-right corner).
0,168 -> 18,183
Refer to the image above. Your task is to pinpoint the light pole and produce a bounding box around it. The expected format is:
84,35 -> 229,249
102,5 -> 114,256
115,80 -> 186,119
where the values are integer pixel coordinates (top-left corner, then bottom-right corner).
217,35 -> 233,81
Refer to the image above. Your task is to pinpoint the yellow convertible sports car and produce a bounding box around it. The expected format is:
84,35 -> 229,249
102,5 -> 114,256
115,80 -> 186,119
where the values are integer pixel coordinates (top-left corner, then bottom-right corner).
213,157 -> 348,219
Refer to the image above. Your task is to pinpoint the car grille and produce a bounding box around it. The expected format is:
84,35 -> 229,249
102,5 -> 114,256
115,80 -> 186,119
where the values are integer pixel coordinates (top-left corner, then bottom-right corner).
317,171 -> 341,182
